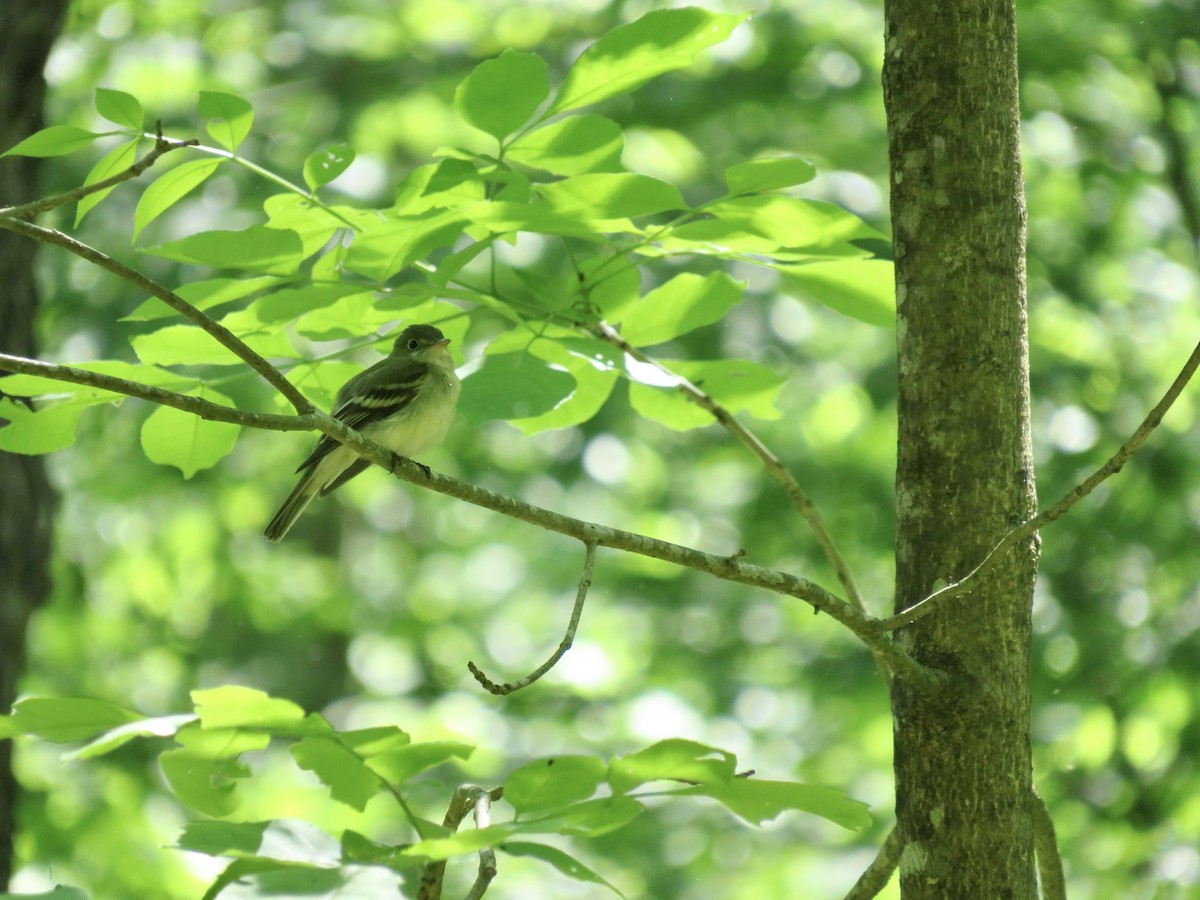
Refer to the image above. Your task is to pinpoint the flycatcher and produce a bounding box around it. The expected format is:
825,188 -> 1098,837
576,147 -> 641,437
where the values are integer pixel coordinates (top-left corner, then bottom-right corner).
264,323 -> 461,542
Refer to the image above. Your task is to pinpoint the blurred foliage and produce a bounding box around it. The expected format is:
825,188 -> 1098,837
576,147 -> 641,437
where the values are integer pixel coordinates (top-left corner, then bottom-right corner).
1,0 -> 1198,898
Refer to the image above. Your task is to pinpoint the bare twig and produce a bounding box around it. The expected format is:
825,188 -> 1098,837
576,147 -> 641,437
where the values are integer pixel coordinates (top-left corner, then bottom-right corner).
0,124 -> 197,220
843,825 -> 902,900
592,322 -> 867,615
1031,788 -> 1066,900
464,790 -> 499,900
874,338 -> 1200,633
0,353 -> 316,432
418,785 -> 503,900
0,217 -> 312,412
469,541 -> 597,695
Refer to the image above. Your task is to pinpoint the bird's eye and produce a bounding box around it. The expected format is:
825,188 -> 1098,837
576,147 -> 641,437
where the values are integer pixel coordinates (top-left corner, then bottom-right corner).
407,339 -> 420,351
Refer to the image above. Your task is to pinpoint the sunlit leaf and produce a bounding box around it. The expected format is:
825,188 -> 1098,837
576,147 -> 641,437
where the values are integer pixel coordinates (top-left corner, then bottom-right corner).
628,358 -> 784,430
134,157 -> 223,238
198,90 -> 253,152
618,271 -> 744,346
292,737 -> 383,812
95,87 -> 144,130
507,114 -> 624,175
778,258 -> 896,327
302,143 -> 356,192
142,225 -> 305,275
343,213 -> 465,282
3,697 -> 141,742
76,138 -> 140,225
681,779 -> 872,831
140,387 -> 240,477
455,49 -> 549,141
2,125 -> 103,158
193,686 -> 307,730
0,399 -> 84,454
177,820 -> 269,857
723,157 -> 817,195
458,351 -> 576,425
505,756 -> 606,815
549,8 -> 748,114
538,173 -> 686,219
609,739 -> 736,794
365,741 -> 474,785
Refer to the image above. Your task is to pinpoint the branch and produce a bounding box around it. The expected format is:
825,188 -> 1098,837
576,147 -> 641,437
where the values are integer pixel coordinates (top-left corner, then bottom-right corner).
592,323 -> 867,615
0,218 -> 312,413
0,124 -> 197,220
843,825 -> 902,900
874,338 -> 1200,633
469,541 -> 596,694
418,785 -> 503,900
1031,788 -> 1066,900
0,352 -> 936,688
463,789 -> 499,900
0,353 -> 316,432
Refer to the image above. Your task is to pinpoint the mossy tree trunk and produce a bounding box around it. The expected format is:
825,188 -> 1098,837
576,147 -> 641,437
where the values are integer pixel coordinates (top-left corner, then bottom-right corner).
884,1 -> 1039,896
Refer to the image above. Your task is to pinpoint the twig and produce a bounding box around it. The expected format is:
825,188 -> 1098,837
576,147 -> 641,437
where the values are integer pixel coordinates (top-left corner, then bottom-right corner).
1,351 -> 935,688
0,353 -> 316,432
0,124 -> 197,219
843,825 -> 902,900
1031,788 -> 1066,900
418,786 -> 503,900
469,541 -> 597,695
592,322 -> 867,615
0,217 -> 312,413
874,338 -> 1200,633
464,790 -> 499,900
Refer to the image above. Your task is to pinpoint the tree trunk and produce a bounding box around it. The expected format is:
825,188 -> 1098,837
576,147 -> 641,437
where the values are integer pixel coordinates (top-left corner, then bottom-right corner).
0,1 -> 68,888
884,2 -> 1039,897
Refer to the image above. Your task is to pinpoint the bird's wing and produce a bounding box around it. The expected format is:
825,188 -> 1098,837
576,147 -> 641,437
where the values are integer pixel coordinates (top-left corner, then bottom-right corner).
296,358 -> 428,473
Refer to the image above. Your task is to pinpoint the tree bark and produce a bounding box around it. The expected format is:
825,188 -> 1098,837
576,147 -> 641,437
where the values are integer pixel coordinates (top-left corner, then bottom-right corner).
0,1 -> 68,888
884,2 -> 1039,897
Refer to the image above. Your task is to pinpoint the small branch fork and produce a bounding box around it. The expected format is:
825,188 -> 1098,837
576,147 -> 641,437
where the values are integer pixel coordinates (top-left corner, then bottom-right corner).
418,785 -> 503,900
469,541 -> 597,694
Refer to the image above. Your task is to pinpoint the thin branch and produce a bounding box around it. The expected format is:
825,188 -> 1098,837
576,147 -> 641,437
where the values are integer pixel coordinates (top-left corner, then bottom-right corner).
464,790 -> 499,900
593,322 -> 867,616
0,124 -> 197,220
469,541 -> 597,695
0,217 -> 312,413
418,785 -> 503,900
874,338 -> 1200,633
1031,788 -> 1066,900
843,825 -> 902,900
1,351 -> 937,688
0,353 -> 316,432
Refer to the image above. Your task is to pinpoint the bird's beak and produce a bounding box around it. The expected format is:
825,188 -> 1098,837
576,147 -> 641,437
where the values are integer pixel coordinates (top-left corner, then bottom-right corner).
433,338 -> 451,350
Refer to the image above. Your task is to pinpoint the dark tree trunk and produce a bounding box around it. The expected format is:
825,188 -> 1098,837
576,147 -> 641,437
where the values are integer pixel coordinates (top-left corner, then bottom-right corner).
884,2 -> 1039,897
0,1 -> 69,888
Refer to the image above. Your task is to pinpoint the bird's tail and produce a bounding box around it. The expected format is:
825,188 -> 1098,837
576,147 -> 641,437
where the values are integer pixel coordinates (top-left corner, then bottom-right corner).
264,469 -> 320,542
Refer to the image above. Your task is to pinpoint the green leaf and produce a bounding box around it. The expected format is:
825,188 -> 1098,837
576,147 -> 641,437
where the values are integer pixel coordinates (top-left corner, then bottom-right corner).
0,399 -> 84,454
628,358 -> 784,431
502,842 -> 626,898
457,351 -> 576,425
549,8 -> 748,114
134,157 -> 223,239
723,157 -> 817,195
142,225 -> 305,275
198,90 -> 254,152
619,271 -> 744,346
365,741 -> 474,786
132,323 -> 293,366
262,194 -> 362,259
292,292 -> 384,341
343,212 -> 466,282
2,125 -> 103,158
538,174 -> 685,219
507,115 -> 624,175
193,686 -> 306,730
160,724 -> 264,816
76,138 -> 141,225
778,258 -> 896,327
341,830 -> 427,869
455,49 -> 549,141
404,824 -> 515,861
303,143 -> 356,192
465,200 -> 633,239
177,820 -> 270,856
505,756 -> 606,816
291,737 -> 383,812
140,387 -> 240,478
522,796 -> 645,837
608,739 -> 736,794
705,195 -> 884,251
65,713 -> 195,761
95,88 -> 144,130
681,779 -> 872,831
338,727 -> 412,757
0,361 -> 190,400
3,697 -> 142,742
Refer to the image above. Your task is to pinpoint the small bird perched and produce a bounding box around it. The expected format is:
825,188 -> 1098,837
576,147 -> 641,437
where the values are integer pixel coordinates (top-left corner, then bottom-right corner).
264,323 -> 461,542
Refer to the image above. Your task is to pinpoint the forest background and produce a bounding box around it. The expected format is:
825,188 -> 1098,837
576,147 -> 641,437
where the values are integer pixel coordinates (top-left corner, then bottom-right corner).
0,0 -> 1198,898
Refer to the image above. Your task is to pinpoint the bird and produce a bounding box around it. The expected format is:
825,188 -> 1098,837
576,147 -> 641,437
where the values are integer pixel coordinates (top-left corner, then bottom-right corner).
264,323 -> 461,542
